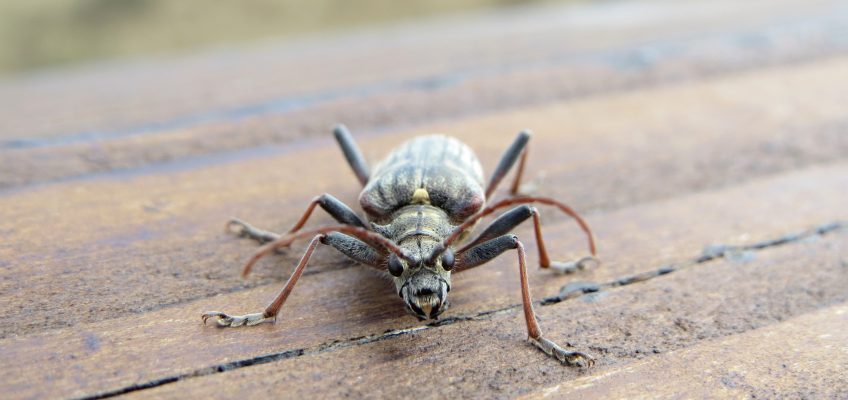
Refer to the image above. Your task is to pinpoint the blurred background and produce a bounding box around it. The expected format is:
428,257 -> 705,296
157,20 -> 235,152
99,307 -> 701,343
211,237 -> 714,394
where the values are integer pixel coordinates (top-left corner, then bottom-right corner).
1,0 -> 847,195
0,0 -> 552,76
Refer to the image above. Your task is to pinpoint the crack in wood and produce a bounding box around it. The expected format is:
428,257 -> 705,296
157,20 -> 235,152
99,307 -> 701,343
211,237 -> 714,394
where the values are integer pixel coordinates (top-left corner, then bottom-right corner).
541,221 -> 844,305
75,220 -> 846,400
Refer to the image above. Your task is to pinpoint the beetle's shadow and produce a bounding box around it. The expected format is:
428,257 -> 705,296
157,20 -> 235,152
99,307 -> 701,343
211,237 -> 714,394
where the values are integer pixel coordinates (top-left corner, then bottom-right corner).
334,263 -> 411,323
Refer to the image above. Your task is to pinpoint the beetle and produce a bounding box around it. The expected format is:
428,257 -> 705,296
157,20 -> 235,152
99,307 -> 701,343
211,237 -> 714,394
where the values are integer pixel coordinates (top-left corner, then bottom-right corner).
202,125 -> 599,366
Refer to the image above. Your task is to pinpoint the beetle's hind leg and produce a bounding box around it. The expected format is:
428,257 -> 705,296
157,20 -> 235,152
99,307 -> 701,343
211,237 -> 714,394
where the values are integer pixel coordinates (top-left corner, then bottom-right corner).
227,193 -> 367,248
457,205 -> 598,274
486,131 -> 529,198
227,218 -> 281,244
333,124 -> 370,187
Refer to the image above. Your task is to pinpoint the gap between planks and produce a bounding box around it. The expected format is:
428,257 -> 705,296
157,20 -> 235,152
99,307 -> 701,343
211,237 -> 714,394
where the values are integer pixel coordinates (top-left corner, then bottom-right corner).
4,56 -> 848,337
2,1 -> 848,189
100,222 -> 846,399
2,161 -> 847,399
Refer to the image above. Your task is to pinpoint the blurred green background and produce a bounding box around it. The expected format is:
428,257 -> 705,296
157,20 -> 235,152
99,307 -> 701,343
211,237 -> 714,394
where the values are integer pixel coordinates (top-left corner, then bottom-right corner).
0,0 -> 552,76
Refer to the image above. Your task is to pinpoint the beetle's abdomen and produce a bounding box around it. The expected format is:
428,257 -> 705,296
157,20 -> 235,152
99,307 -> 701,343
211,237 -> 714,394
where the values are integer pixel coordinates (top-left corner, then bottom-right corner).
360,135 -> 485,223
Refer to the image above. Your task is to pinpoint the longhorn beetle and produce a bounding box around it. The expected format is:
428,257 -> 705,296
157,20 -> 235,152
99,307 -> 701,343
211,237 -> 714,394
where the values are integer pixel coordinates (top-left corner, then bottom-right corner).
202,125 -> 599,367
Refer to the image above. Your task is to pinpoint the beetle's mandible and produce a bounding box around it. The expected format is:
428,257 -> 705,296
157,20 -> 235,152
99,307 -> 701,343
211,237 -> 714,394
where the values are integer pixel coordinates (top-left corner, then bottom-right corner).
202,125 -> 599,367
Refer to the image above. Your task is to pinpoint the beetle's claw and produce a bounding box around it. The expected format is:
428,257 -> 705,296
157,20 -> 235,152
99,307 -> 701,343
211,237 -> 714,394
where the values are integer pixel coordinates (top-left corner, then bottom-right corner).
226,218 -> 249,235
549,256 -> 600,274
529,336 -> 595,368
202,311 -> 272,327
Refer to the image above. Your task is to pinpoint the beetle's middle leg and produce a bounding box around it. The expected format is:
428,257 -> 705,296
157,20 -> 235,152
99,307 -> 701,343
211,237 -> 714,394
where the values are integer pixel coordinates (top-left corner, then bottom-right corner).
455,234 -> 594,367
228,193 -> 368,246
203,232 -> 385,327
458,205 -> 598,274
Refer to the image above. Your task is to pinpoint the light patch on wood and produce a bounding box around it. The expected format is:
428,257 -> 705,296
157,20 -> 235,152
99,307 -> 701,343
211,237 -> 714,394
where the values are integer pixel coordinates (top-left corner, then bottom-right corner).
411,188 -> 430,205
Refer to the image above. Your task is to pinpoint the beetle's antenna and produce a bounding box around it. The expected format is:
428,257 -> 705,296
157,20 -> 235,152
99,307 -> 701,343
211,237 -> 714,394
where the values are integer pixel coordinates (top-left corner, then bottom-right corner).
241,224 -> 412,277
430,196 -> 596,264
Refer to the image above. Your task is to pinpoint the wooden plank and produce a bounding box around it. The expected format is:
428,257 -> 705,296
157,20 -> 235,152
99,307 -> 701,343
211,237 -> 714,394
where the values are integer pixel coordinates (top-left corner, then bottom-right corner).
124,221 -> 848,399
0,0 -> 835,142
1,0 -> 847,188
1,2 -> 845,398
1,163 -> 845,399
2,56 -> 848,339
520,303 -> 848,399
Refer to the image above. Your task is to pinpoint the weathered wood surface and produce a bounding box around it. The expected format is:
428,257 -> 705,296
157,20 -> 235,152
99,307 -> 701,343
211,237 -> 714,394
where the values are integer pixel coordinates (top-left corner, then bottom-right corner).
4,164 -> 845,399
1,0 -> 847,188
520,302 -> 848,399
126,225 -> 848,399
3,57 -> 847,340
1,0 -> 847,399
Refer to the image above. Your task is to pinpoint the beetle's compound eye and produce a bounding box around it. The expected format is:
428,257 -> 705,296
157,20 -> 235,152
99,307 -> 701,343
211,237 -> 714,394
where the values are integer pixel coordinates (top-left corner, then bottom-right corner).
388,254 -> 405,277
441,248 -> 455,271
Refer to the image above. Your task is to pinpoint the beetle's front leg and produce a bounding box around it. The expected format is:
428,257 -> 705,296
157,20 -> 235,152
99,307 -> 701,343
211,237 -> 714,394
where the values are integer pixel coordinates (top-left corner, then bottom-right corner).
456,235 -> 594,367
203,234 -> 324,328
203,232 -> 386,328
458,205 -> 598,274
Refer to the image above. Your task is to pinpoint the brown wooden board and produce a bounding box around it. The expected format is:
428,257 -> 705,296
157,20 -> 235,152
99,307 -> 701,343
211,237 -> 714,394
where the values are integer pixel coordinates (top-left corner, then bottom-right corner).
0,0 -> 837,142
125,223 -> 848,399
1,1 -> 847,398
520,302 -> 848,399
2,56 -> 848,341
1,163 -> 845,399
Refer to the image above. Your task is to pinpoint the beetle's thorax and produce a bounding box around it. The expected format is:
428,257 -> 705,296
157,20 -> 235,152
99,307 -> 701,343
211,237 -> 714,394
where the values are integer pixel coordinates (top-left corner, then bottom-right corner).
385,203 -> 453,249
373,202 -> 456,320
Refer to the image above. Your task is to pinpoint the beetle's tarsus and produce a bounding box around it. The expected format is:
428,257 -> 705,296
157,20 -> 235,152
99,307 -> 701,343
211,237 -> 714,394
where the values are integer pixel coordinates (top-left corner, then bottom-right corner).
201,311 -> 272,327
529,336 -> 595,368
549,256 -> 601,274
226,218 -> 283,246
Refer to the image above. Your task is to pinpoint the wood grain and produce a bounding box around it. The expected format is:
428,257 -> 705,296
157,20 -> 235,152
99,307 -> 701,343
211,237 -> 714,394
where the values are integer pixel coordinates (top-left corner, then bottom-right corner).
126,225 -> 848,399
0,0 -> 834,142
520,302 -> 848,399
1,1 -> 847,398
2,56 -> 847,340
1,0 -> 847,188
1,163 -> 845,399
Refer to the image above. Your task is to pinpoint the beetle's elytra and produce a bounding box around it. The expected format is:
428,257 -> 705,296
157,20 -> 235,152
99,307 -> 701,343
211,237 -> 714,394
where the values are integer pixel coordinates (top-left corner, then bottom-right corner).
203,125 -> 599,367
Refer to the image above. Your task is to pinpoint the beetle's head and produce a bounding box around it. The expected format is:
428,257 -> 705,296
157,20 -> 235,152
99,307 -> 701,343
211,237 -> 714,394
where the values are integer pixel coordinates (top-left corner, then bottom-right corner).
388,248 -> 454,320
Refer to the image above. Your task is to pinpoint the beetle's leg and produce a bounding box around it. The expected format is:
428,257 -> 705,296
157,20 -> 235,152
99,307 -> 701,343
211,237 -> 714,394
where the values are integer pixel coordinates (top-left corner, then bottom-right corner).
334,124 -> 370,187
485,131 -> 530,198
226,218 -> 281,244
242,224 -> 412,277
322,232 -> 386,270
283,193 -> 369,234
458,205 -> 598,274
203,233 -> 387,327
455,235 -> 594,367
228,193 -> 367,247
203,234 -> 324,327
